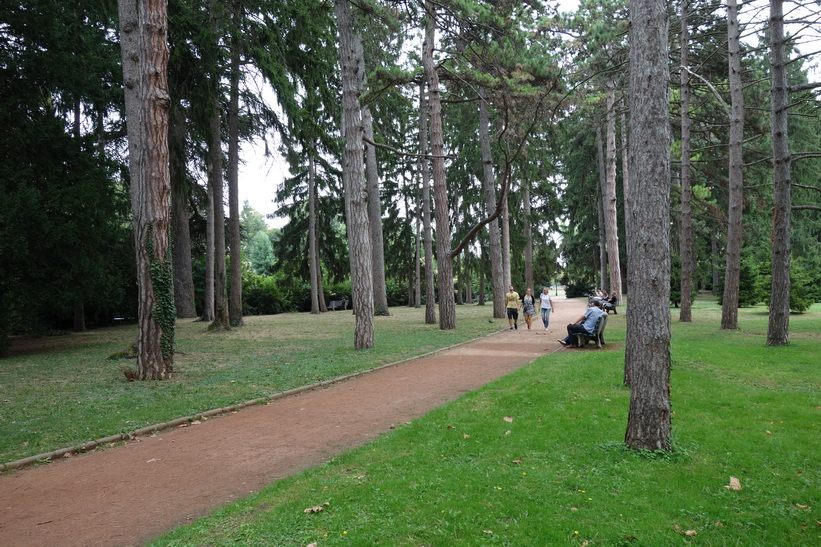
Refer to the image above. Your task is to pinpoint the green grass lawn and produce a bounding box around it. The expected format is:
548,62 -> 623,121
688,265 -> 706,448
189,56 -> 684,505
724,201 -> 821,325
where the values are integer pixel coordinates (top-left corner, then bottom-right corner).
152,297 -> 820,546
0,305 -> 499,464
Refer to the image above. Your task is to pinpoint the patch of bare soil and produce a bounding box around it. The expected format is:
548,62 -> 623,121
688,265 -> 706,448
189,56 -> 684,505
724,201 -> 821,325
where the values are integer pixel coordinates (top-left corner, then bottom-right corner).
0,300 -> 587,546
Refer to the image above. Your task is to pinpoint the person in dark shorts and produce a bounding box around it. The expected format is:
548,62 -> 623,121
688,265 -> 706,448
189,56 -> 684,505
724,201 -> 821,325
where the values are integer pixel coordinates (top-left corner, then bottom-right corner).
505,285 -> 520,330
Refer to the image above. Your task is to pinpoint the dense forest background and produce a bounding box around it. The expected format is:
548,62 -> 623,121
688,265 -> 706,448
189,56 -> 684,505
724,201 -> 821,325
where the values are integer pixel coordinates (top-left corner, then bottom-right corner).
1,0 -> 819,355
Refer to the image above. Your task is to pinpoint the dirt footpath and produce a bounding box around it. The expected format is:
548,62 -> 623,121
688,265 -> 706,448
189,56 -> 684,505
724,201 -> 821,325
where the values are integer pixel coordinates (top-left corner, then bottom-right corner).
0,300 -> 583,546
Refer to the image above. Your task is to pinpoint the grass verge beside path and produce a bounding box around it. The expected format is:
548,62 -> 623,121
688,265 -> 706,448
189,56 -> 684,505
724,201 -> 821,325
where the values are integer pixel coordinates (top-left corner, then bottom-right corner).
155,300 -> 820,546
1,306 -> 499,464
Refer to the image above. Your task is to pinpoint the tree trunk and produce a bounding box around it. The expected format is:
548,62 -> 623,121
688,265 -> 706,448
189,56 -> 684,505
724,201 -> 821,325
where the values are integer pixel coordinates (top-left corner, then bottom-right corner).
227,7 -> 244,328
767,0 -> 791,345
711,224 -> 720,294
414,189 -> 422,308
478,88 -> 505,318
355,33 -> 389,317
464,249 -> 472,304
624,0 -> 672,450
119,0 -> 175,379
721,0 -> 744,331
604,81 -> 623,302
169,98 -> 196,318
418,83 -> 436,324
201,179 -> 215,322
335,0 -> 374,348
73,301 -> 86,332
524,181 -> 534,293
678,0 -> 694,323
596,127 -> 608,291
502,194 -> 511,289
423,5 -> 455,330
308,149 -> 320,314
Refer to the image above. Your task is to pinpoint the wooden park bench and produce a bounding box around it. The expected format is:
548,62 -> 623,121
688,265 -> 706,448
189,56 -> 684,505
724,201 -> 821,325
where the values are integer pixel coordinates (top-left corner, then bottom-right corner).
575,314 -> 608,348
328,298 -> 348,311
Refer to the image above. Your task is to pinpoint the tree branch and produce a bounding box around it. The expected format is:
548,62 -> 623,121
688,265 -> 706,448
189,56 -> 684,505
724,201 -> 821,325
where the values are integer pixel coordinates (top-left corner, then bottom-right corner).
788,81 -> 821,93
362,135 -> 456,160
681,66 -> 730,116
792,205 -> 821,211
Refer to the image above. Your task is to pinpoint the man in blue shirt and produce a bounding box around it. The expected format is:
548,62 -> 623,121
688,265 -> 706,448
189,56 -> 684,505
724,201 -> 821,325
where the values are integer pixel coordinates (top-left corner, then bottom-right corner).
558,300 -> 605,348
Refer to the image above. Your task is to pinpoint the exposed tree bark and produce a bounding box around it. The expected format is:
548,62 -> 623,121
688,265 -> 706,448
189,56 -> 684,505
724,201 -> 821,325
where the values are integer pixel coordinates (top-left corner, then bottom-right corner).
227,3 -> 244,328
414,188 -> 422,308
596,127 -> 608,291
418,82 -> 436,324
711,224 -> 721,294
624,0 -> 672,450
169,98 -> 196,318
355,33 -> 389,316
308,149 -> 320,314
335,0 -> 374,348
767,0 -> 791,345
678,0 -> 694,322
118,0 -> 175,379
73,302 -> 86,333
502,194 -> 511,289
201,178 -> 215,322
604,81 -> 623,302
423,5 -> 456,330
721,0 -> 744,331
478,88 -> 505,318
524,180 -> 534,293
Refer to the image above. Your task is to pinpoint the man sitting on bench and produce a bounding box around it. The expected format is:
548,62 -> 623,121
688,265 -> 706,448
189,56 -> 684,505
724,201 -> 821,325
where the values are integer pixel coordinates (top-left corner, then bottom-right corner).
558,299 -> 604,348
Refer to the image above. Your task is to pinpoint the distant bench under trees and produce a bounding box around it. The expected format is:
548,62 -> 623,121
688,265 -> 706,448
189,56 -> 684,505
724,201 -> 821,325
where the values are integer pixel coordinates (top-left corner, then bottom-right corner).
328,299 -> 348,311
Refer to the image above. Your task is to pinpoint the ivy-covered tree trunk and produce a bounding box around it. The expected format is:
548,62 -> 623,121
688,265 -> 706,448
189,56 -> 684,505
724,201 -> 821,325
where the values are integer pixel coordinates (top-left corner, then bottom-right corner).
118,0 -> 175,379
721,0 -> 744,331
604,81 -> 623,302
423,4 -> 456,330
227,9 -> 244,328
678,0 -> 694,323
624,0 -> 671,451
478,88 -> 505,318
335,0 -> 374,348
767,0 -> 791,345
418,83 -> 436,324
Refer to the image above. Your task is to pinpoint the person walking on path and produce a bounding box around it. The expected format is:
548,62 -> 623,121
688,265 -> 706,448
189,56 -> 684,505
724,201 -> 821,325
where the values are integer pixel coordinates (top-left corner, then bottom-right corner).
539,287 -> 554,331
558,299 -> 604,348
521,288 -> 536,329
505,285 -> 521,330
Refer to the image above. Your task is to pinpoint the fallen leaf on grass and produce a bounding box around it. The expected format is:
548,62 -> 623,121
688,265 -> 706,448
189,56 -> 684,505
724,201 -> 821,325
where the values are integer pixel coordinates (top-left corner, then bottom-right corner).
570,507 -> 578,511
304,502 -> 330,514
463,433 -> 470,439
581,541 -> 590,547
796,504 -> 811,510
684,530 -> 697,536
725,477 -> 742,490
505,430 -> 511,435
307,543 -> 318,547
483,530 -> 494,535
512,458 -> 522,464
503,416 -> 514,423
766,430 -> 772,435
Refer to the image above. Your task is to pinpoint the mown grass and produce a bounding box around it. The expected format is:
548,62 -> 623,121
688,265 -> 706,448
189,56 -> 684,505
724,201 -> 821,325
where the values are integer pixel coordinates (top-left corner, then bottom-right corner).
0,306 -> 499,464
153,297 -> 820,546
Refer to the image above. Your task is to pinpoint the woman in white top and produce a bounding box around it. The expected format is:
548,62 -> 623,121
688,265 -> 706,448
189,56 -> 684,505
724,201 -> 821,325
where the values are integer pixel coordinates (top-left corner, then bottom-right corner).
539,287 -> 554,331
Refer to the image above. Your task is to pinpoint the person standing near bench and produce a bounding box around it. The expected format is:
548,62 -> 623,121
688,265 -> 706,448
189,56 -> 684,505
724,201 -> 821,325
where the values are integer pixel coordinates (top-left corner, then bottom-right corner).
505,285 -> 521,331
558,299 -> 604,348
539,287 -> 554,331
